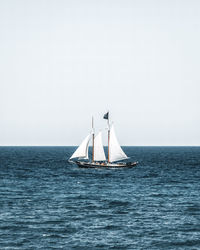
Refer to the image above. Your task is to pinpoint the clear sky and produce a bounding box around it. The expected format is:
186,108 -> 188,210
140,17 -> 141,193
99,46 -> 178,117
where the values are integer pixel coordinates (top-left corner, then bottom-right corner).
0,0 -> 200,146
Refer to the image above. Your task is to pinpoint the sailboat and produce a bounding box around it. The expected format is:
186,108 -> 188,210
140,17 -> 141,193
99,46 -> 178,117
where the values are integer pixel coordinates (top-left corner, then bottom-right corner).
69,112 -> 138,168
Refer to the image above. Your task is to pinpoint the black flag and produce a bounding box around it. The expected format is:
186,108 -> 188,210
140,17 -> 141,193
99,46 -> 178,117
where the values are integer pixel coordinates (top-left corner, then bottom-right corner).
103,112 -> 109,120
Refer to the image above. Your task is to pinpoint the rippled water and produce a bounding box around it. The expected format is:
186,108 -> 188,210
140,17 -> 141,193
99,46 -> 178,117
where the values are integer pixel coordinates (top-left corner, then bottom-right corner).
0,146 -> 200,249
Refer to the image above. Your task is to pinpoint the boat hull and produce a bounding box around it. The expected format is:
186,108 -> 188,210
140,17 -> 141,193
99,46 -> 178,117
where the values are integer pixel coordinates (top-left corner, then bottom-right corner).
75,161 -> 138,168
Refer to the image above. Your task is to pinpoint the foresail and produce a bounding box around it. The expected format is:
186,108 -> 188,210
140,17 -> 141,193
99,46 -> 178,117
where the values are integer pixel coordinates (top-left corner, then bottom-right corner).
80,142 -> 89,160
70,134 -> 91,160
109,125 -> 128,162
94,131 -> 106,161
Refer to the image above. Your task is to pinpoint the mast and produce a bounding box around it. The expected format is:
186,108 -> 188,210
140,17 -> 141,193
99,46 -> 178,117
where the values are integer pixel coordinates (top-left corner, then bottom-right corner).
92,116 -> 94,162
107,114 -> 110,163
103,111 -> 110,163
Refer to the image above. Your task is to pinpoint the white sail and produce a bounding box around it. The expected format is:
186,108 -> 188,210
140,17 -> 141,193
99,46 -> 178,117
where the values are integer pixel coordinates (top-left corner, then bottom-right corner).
70,134 -> 91,160
109,125 -> 128,162
80,144 -> 89,160
94,131 -> 106,161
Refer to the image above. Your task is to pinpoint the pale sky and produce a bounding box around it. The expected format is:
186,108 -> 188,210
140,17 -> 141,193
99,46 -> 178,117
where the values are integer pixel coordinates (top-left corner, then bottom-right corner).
0,0 -> 200,146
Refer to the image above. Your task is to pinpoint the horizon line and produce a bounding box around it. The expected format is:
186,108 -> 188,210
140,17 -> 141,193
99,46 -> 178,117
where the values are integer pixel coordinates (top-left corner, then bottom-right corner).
0,145 -> 200,147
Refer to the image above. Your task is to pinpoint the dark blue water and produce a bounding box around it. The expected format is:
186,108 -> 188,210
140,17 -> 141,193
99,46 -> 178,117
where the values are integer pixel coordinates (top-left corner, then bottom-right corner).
0,147 -> 200,249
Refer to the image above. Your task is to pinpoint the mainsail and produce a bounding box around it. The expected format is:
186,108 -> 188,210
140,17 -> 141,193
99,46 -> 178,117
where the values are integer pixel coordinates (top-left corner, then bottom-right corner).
70,134 -> 91,160
109,125 -> 128,162
94,131 -> 106,161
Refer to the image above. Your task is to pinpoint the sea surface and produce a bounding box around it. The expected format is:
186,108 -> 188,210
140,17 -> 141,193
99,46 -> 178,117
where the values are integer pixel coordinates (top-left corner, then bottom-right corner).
0,146 -> 200,250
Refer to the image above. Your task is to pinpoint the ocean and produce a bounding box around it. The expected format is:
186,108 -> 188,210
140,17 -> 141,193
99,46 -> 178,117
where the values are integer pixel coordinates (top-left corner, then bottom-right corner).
0,146 -> 200,249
